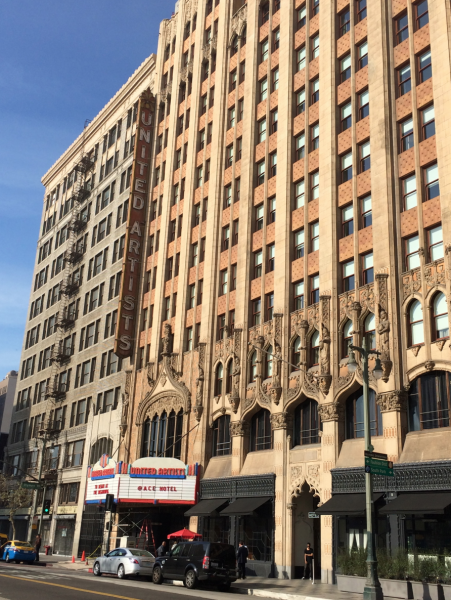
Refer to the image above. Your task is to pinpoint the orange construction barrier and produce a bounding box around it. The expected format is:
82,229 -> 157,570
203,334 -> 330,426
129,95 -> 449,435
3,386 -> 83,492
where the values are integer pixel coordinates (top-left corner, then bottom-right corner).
81,551 -> 85,562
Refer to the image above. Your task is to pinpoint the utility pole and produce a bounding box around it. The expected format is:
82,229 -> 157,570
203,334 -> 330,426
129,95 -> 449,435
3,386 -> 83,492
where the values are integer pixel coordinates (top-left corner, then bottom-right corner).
347,336 -> 384,600
29,431 -> 47,542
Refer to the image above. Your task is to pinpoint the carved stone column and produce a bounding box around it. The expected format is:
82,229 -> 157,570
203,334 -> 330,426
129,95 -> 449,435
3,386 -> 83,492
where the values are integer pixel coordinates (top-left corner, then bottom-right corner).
229,420 -> 249,476
376,390 -> 408,458
376,274 -> 392,382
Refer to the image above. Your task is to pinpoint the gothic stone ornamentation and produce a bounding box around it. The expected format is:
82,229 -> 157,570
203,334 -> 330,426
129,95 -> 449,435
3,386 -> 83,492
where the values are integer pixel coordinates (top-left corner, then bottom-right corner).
318,375 -> 332,396
137,393 -> 186,425
318,402 -> 343,422
162,323 -> 172,356
339,291 -> 356,322
376,390 -> 407,413
402,268 -> 422,301
425,261 -> 445,290
230,420 -> 249,437
360,284 -> 375,313
229,2 -> 247,44
194,343 -> 206,422
425,361 -> 435,371
270,412 -> 292,430
291,311 -> 306,338
290,464 -> 321,500
411,345 -> 422,357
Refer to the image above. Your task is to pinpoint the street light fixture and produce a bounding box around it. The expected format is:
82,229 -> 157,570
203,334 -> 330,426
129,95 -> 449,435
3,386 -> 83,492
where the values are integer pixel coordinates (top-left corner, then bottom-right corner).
348,335 -> 383,600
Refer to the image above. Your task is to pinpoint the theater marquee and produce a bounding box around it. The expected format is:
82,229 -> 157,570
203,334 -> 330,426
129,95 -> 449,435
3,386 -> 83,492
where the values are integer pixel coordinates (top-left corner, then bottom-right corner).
114,88 -> 155,358
85,456 -> 199,505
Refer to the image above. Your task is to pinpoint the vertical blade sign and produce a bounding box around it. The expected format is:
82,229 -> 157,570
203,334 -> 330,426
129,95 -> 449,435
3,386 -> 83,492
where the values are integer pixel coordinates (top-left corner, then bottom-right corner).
114,88 -> 155,358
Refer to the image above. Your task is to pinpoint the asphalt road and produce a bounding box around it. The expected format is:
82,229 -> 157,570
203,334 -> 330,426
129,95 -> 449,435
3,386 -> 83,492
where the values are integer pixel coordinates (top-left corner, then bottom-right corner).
0,563 -> 240,600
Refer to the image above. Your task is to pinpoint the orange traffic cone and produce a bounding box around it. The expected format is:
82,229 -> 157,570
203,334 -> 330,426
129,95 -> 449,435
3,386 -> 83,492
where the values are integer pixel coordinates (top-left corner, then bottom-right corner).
71,556 -> 75,563
86,559 -> 89,566
81,551 -> 85,562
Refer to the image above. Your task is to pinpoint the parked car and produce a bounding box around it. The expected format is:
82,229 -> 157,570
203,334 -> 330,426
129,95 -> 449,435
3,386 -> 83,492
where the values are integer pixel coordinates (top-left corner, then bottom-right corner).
93,548 -> 155,579
1,540 -> 35,564
152,541 -> 237,591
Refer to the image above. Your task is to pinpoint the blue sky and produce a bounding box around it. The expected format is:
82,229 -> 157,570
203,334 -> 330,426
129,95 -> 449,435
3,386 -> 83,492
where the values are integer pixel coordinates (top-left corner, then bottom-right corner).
0,0 -> 171,376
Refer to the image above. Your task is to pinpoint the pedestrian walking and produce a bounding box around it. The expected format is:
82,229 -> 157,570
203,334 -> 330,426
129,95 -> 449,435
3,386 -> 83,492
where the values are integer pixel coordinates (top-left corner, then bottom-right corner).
34,534 -> 42,562
303,543 -> 314,580
236,540 -> 248,580
156,540 -> 167,557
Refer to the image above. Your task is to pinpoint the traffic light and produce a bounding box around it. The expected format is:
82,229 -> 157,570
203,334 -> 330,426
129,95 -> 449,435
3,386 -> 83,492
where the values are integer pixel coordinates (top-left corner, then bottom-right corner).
105,493 -> 115,512
43,499 -> 51,515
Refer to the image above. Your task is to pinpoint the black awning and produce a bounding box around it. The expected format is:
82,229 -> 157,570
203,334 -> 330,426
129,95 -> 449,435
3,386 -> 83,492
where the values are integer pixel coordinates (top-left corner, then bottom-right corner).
220,496 -> 272,516
184,498 -> 229,517
316,493 -> 384,516
379,493 -> 451,515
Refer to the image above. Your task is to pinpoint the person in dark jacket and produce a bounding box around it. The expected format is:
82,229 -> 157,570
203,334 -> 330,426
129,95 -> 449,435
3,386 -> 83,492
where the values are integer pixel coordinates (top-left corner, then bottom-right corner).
156,541 -> 167,557
34,534 -> 42,562
236,541 -> 248,579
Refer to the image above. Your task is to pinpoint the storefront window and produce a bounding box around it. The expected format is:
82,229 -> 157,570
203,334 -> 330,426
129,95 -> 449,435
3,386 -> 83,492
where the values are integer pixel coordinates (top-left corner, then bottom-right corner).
408,370 -> 451,431
141,409 -> 183,459
405,514 -> 451,554
238,502 -> 273,562
346,388 -> 382,439
250,409 -> 272,451
202,516 -> 230,544
294,399 -> 320,445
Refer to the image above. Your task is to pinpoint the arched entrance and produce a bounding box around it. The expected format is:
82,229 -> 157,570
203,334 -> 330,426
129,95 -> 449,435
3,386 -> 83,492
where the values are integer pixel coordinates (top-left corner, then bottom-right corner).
291,483 -> 321,579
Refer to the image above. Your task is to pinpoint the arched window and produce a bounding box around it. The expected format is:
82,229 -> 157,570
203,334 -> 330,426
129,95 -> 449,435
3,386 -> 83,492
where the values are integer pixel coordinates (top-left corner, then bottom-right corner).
409,300 -> 424,346
433,293 -> 449,341
231,35 -> 239,56
343,320 -> 353,358
226,360 -> 234,393
215,363 -> 223,396
250,351 -> 257,382
346,388 -> 382,439
294,399 -> 320,445
90,437 -> 113,465
408,370 -> 451,431
365,313 -> 376,351
293,337 -> 301,369
265,345 -> 273,378
250,409 -> 272,451
212,415 -> 231,456
311,330 -> 320,366
141,409 -> 183,459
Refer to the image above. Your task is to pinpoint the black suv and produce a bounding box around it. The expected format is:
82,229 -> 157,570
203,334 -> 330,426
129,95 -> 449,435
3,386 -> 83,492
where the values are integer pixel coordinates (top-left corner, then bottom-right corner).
152,541 -> 237,590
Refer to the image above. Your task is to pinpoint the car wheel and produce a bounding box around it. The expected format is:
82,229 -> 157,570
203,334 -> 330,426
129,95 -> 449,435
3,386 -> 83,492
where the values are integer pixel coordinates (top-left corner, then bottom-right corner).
184,569 -> 197,590
117,564 -> 127,579
152,565 -> 163,585
218,582 -> 231,592
93,562 -> 101,576
5,554 -> 10,563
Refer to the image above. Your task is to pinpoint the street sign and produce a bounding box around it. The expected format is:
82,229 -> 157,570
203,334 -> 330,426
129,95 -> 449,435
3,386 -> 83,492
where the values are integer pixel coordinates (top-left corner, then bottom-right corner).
364,457 -> 394,477
308,512 -> 320,519
364,450 -> 388,460
21,481 -> 42,490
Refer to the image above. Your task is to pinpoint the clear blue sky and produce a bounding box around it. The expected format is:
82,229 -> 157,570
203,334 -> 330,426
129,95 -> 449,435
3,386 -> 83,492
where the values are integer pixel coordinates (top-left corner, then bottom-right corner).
0,0 -> 171,376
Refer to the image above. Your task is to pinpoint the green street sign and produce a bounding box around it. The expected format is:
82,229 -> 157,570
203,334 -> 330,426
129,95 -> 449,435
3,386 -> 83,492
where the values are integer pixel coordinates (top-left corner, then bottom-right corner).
364,457 -> 394,477
21,481 -> 42,490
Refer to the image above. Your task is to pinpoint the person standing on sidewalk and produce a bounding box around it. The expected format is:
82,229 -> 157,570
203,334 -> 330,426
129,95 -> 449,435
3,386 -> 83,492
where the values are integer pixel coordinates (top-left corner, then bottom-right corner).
236,541 -> 248,580
303,543 -> 314,579
34,534 -> 41,562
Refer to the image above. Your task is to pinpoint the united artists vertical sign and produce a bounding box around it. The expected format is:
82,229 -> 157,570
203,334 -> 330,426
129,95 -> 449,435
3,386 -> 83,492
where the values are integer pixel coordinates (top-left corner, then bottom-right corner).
114,89 -> 155,358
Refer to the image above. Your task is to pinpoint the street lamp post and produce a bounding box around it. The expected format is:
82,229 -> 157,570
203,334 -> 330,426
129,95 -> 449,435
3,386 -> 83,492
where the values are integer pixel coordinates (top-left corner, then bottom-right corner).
347,336 -> 384,600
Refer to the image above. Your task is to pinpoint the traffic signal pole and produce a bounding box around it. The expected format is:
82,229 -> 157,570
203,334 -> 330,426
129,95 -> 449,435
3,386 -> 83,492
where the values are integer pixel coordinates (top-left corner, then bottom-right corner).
30,431 -> 47,541
37,480 -> 48,537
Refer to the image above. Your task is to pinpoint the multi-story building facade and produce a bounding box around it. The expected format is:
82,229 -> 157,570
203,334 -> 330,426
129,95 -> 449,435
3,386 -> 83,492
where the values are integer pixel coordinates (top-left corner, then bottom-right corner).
2,55 -> 156,553
0,371 -> 17,466
5,0 -> 451,582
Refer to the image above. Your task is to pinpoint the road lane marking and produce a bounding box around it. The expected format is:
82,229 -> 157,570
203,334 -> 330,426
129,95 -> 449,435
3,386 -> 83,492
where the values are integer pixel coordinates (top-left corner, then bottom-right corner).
0,573 -> 144,599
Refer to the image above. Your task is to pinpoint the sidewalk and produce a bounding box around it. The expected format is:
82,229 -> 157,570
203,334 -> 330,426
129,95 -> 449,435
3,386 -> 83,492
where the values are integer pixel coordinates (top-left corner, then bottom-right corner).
229,577 -> 362,600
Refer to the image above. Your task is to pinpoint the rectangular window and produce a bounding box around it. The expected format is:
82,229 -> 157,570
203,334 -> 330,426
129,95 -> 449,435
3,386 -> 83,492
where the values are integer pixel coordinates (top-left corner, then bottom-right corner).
418,50 -> 432,83
186,327 -> 193,351
310,275 -> 320,305
270,153 -> 277,177
295,133 -> 305,160
428,225 -> 444,262
339,8 -> 350,36
260,78 -> 268,102
297,5 -> 306,29
340,55 -> 351,82
405,234 -> 421,270
271,109 -> 278,133
421,105 -> 435,140
311,222 -> 319,251
294,281 -> 304,310
310,123 -> 319,150
258,119 -> 267,143
297,46 -> 306,71
398,64 -> 411,96
415,0 -> 428,30
255,205 -> 264,231
342,259 -> 355,291
266,293 -> 274,321
342,205 -> 354,237
220,270 -> 228,295
424,163 -> 439,200
356,0 -> 367,22
257,161 -> 265,186
341,102 -> 352,131
311,35 -> 320,59
358,41 -> 368,69
267,244 -> 275,271
295,229 -> 305,258
273,28 -> 280,50
361,195 -> 372,227
341,152 -> 353,182
395,13 -> 409,45
311,171 -> 319,200
261,39 -> 269,63
253,299 -> 261,326
268,197 -> 276,223
402,174 -> 417,210
254,251 -> 263,279
296,89 -> 306,115
400,118 -> 414,152
359,141 -> 371,172
311,78 -> 319,104
312,0 -> 319,15
362,252 -> 374,284
295,180 -> 305,208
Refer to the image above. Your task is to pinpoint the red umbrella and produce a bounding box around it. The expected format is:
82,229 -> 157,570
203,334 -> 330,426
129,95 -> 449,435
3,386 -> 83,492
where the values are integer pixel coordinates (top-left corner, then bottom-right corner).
167,528 -> 202,540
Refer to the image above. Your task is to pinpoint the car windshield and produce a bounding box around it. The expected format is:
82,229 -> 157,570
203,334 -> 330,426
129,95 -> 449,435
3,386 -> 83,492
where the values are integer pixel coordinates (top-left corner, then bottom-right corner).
13,541 -> 32,548
129,549 -> 154,557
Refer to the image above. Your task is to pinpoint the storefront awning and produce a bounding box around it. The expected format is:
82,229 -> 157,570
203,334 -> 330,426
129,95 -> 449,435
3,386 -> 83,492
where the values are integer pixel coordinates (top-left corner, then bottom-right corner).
316,493 -> 384,516
220,496 -> 272,516
184,498 -> 229,517
379,493 -> 451,515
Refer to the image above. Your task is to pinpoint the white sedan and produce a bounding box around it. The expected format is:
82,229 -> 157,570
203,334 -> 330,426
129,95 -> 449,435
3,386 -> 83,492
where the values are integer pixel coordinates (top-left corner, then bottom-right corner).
93,548 -> 155,579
